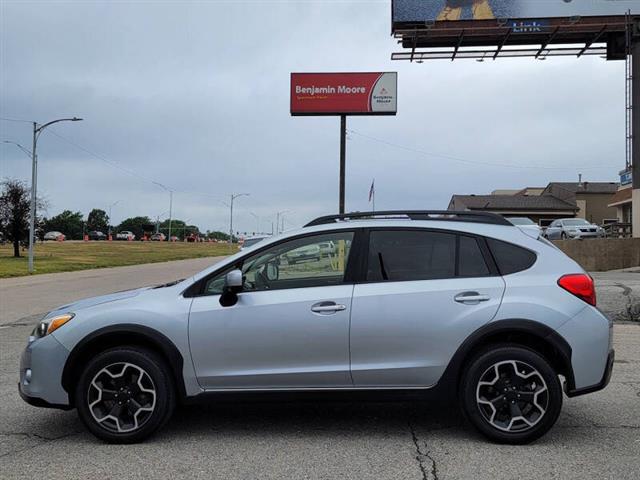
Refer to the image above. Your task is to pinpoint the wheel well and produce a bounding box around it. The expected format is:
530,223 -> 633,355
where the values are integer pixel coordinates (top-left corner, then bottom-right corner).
61,327 -> 186,405
457,331 -> 573,389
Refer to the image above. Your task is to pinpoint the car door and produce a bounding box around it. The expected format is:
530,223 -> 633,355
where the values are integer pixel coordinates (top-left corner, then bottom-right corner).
188,230 -> 355,389
546,220 -> 561,239
350,229 -> 505,388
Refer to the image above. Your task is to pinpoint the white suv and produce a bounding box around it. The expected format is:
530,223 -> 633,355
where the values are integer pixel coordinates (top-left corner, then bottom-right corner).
19,211 -> 613,444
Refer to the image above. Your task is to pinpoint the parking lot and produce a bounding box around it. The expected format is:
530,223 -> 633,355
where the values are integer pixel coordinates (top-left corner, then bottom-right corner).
1,259 -> 639,479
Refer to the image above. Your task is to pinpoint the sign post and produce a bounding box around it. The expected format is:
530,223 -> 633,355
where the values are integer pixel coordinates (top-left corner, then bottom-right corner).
291,72 -> 397,214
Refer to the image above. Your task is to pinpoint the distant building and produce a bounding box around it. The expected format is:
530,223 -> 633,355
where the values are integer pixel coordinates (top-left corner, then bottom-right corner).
448,194 -> 578,226
449,181 -> 619,227
608,170 -> 632,225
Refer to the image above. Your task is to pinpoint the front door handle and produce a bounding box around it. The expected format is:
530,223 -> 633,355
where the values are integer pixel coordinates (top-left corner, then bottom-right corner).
454,292 -> 491,304
311,302 -> 347,314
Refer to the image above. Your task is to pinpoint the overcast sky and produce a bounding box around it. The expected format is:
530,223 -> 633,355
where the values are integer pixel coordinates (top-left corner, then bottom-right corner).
0,0 -> 625,235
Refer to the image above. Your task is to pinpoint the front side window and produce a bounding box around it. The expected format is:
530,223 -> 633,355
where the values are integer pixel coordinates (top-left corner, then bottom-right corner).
367,230 -> 456,282
202,231 -> 354,294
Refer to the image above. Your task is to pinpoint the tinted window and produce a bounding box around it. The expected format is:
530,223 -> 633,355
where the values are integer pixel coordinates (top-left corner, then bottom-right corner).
458,236 -> 490,277
367,230 -> 456,282
487,238 -> 536,275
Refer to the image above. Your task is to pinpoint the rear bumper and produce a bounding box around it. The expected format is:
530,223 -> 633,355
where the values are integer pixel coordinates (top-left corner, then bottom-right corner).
565,349 -> 614,397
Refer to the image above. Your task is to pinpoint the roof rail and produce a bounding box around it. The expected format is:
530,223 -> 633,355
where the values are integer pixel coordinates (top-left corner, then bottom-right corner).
304,210 -> 513,227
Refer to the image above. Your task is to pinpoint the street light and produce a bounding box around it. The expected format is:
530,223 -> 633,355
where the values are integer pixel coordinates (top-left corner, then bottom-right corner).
108,200 -> 120,237
249,212 -> 260,235
28,117 -> 83,272
153,182 -> 173,242
229,193 -> 249,243
275,210 -> 289,235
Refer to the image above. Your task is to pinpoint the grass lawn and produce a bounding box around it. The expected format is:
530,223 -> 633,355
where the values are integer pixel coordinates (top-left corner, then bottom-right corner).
0,241 -> 235,278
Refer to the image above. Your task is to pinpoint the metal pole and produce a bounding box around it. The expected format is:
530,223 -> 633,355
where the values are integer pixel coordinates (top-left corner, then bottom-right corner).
339,115 -> 346,214
168,190 -> 173,241
28,122 -> 37,273
633,33 -> 640,238
276,212 -> 280,234
229,194 -> 234,243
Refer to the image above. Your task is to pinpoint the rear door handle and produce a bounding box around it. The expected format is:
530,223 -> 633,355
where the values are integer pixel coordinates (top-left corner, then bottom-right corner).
311,302 -> 347,314
454,292 -> 490,304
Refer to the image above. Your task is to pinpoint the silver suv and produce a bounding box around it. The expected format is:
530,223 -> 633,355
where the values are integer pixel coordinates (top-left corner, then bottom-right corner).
19,211 -> 614,444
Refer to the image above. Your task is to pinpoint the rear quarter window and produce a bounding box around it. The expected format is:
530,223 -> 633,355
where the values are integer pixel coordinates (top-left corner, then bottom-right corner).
486,238 -> 536,275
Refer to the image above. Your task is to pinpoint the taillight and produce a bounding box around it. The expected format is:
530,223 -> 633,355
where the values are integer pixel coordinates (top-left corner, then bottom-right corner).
558,274 -> 596,306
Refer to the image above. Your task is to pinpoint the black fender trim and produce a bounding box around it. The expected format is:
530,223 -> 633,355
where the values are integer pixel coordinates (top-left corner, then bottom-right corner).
565,349 -> 614,397
435,319 -> 575,397
61,324 -> 186,403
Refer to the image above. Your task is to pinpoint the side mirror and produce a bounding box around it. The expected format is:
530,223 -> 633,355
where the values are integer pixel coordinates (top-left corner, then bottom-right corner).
265,262 -> 279,281
219,269 -> 242,307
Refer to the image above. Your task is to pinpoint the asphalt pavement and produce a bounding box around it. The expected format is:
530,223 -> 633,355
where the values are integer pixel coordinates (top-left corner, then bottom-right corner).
0,259 -> 638,479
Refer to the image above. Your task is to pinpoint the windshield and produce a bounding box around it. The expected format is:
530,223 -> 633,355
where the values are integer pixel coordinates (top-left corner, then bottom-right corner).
508,217 -> 536,226
563,219 -> 591,226
243,237 -> 266,248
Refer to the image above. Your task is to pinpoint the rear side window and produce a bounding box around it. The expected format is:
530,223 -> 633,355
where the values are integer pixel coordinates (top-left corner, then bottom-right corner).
458,236 -> 490,277
367,230 -> 456,281
487,238 -> 536,275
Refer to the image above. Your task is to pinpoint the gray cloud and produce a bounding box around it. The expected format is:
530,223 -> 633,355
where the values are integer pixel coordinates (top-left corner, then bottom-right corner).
1,0 -> 624,234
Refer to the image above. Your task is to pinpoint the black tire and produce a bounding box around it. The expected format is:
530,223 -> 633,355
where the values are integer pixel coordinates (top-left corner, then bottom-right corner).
75,346 -> 176,444
460,345 -> 562,445
560,232 -> 567,240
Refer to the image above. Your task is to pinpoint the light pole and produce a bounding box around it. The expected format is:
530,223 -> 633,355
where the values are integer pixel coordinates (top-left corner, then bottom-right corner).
108,200 -> 119,237
28,117 -> 83,272
249,212 -> 260,235
229,193 -> 249,243
275,210 -> 289,235
153,182 -> 173,241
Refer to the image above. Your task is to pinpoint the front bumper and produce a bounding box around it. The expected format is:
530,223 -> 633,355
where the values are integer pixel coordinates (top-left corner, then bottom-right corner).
565,349 -> 614,397
18,333 -> 72,409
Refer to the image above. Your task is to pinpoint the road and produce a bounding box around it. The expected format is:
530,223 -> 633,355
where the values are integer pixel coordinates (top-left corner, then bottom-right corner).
0,260 -> 639,479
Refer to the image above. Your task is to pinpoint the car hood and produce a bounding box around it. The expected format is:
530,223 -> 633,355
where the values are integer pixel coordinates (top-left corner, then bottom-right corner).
45,288 -> 147,318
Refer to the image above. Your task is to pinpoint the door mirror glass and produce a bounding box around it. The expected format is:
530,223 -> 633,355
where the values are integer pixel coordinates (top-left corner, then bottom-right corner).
265,262 -> 279,281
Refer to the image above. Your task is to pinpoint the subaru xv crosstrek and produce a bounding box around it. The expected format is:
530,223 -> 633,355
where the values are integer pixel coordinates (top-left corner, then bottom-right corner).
19,211 -> 614,444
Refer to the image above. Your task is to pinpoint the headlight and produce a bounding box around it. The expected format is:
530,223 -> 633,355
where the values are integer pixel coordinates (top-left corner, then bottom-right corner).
32,313 -> 74,338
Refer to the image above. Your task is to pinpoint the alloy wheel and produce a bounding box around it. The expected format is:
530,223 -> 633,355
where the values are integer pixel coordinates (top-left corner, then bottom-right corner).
87,362 -> 157,433
475,360 -> 549,433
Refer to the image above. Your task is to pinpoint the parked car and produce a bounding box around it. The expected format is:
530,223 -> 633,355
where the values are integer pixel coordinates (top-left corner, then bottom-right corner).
88,231 -> 107,241
318,240 -> 336,257
19,210 -> 613,445
544,218 -> 605,240
284,243 -> 321,264
116,231 -> 135,241
44,231 -> 65,241
506,217 -> 542,238
240,236 -> 268,250
150,232 -> 166,241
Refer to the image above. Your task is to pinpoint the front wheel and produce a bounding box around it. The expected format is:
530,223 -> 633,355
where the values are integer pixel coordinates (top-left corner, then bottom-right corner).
75,346 -> 176,443
460,345 -> 562,444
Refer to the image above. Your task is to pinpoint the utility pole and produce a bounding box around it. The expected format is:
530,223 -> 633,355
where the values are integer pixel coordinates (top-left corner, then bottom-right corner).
275,210 -> 289,235
229,193 -> 249,243
339,115 -> 346,214
108,200 -> 119,237
28,117 -> 82,273
250,212 -> 260,235
632,20 -> 640,237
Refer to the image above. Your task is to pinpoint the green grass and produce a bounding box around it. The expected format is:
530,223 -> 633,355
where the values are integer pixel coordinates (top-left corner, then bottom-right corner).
0,241 -> 235,278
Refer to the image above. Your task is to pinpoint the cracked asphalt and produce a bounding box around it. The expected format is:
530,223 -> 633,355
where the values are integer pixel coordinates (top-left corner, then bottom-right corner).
0,261 -> 639,479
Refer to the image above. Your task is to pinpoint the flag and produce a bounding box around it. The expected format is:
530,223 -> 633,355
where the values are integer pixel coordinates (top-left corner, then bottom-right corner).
368,179 -> 375,202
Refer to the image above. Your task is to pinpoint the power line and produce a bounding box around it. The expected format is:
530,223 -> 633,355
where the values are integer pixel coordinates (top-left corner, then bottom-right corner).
0,116 -> 33,124
347,129 -> 615,171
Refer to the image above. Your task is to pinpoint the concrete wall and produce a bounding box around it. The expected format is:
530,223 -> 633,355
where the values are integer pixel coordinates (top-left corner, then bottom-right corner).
553,238 -> 640,271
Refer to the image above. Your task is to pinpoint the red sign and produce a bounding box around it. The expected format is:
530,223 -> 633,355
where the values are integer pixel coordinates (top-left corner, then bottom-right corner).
291,72 -> 397,116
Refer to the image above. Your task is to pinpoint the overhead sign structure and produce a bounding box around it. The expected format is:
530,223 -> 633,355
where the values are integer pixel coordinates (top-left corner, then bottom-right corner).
291,72 -> 398,214
392,0 -> 640,24
291,72 -> 397,116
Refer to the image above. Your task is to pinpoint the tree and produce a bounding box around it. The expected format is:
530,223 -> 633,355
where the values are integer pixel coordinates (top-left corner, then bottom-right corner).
158,219 -> 200,240
86,208 -> 109,233
116,216 -> 152,240
0,179 -> 43,258
206,230 -> 230,242
42,210 -> 84,240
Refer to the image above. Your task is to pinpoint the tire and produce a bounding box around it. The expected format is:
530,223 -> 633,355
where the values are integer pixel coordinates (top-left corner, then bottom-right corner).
75,346 -> 176,444
560,232 -> 567,240
460,345 -> 562,445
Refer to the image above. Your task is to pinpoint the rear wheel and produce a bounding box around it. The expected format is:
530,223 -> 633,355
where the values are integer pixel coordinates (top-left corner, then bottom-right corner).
460,345 -> 562,444
75,346 -> 176,443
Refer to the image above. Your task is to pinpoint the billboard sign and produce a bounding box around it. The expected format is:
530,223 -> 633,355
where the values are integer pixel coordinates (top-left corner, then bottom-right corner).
392,0 -> 640,25
291,72 -> 397,116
